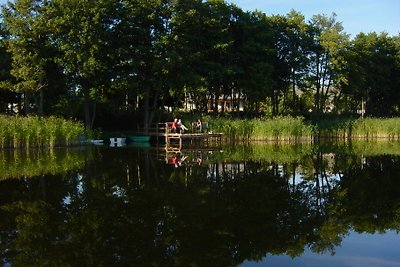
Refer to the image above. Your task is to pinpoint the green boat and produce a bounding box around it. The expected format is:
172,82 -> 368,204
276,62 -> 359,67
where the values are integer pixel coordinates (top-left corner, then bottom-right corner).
128,135 -> 151,143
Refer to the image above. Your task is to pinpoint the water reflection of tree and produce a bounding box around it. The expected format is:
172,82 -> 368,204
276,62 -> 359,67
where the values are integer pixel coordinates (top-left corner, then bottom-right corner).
1,149 -> 400,266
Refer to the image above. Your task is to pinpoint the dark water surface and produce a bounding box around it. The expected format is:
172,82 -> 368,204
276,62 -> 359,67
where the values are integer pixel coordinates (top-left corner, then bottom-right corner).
1,142 -> 400,267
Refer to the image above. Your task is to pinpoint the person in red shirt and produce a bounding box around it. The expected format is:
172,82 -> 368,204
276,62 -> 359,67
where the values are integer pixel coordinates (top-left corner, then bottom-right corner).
171,118 -> 178,133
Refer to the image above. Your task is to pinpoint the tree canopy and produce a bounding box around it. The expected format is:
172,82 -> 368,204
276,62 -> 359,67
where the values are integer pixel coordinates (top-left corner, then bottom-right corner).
1,0 -> 399,129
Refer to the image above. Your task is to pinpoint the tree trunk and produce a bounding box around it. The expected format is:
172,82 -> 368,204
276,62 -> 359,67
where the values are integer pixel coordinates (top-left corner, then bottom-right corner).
37,89 -> 44,116
23,92 -> 30,115
272,89 -> 279,116
83,86 -> 92,130
143,87 -> 150,133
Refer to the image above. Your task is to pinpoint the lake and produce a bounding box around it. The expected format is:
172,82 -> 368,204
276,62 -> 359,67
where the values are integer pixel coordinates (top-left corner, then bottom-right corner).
1,141 -> 400,267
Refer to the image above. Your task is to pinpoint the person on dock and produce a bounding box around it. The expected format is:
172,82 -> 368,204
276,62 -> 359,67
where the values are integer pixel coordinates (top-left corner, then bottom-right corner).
172,152 -> 187,168
195,119 -> 202,132
178,119 -> 188,133
171,118 -> 178,133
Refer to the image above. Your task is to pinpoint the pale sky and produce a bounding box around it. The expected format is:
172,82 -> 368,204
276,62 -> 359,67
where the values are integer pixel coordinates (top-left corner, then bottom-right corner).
1,0 -> 399,37
229,0 -> 400,37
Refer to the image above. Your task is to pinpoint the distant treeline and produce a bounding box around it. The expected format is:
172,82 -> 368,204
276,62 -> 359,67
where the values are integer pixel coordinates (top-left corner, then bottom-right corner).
0,0 -> 399,131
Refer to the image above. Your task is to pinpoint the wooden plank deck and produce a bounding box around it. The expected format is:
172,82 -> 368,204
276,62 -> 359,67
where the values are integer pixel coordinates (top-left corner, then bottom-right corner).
165,133 -> 223,139
138,122 -> 223,151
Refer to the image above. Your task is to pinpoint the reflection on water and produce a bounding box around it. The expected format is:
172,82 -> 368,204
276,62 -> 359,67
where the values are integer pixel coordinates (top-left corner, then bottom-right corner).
0,147 -> 89,180
1,142 -> 400,266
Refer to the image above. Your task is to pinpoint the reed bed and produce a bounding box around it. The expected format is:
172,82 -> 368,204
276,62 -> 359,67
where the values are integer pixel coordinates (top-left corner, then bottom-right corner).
205,116 -> 400,141
316,117 -> 400,140
207,116 -> 314,141
0,115 -> 87,149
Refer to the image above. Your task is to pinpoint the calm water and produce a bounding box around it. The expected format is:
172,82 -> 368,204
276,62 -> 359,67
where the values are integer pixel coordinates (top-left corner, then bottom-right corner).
1,142 -> 400,267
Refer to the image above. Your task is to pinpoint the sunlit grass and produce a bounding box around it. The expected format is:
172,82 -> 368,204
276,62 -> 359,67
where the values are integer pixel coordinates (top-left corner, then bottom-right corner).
206,116 -> 400,141
316,117 -> 400,140
0,115 -> 87,149
207,116 -> 314,141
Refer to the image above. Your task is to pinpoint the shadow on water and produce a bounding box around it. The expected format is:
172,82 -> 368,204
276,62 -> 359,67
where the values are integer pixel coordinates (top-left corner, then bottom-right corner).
1,141 -> 400,266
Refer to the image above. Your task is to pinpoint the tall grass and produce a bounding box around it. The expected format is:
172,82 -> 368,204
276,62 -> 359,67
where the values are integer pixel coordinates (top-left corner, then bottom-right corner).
316,117 -> 400,140
207,116 -> 314,141
201,116 -> 400,141
0,115 -> 87,149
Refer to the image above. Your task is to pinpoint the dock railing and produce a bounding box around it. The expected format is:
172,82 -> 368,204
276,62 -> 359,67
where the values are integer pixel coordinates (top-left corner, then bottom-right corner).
137,121 -> 222,151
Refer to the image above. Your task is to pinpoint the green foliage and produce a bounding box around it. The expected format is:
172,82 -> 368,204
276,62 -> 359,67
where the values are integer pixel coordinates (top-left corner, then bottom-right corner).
0,148 -> 85,180
0,1 -> 399,123
0,0 -> 52,117
316,117 -> 400,140
207,116 -> 314,141
204,116 -> 400,141
0,115 -> 86,148
343,33 -> 400,116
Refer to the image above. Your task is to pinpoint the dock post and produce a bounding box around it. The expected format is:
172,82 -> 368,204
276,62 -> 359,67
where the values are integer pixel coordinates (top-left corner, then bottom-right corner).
165,122 -> 169,149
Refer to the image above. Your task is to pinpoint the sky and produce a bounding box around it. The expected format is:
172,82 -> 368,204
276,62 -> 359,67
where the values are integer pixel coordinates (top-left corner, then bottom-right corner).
0,0 -> 399,38
229,0 -> 400,37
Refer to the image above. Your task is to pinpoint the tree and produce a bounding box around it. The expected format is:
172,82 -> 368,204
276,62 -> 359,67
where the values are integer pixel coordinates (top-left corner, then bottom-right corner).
112,0 -> 172,130
46,0 -> 118,129
0,0 -> 52,115
343,33 -> 400,116
269,11 -> 312,114
166,0 -> 207,111
307,13 -> 349,115
0,17 -> 18,114
235,10 -> 275,112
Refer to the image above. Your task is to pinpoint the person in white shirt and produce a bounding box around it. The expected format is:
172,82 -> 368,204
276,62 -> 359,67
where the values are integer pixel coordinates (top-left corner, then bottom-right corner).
178,119 -> 188,133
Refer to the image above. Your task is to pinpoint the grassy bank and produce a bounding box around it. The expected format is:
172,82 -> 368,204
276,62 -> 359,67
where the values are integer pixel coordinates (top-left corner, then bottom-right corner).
204,116 -> 400,141
0,115 -> 87,148
207,116 -> 314,141
316,117 -> 400,140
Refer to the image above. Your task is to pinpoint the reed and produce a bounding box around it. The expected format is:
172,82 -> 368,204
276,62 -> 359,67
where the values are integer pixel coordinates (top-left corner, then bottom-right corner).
204,116 -> 400,141
316,117 -> 400,140
207,116 -> 314,141
0,115 -> 87,149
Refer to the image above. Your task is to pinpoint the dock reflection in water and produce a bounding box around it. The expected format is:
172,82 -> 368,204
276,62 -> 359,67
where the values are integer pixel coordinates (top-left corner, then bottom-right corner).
1,142 -> 400,266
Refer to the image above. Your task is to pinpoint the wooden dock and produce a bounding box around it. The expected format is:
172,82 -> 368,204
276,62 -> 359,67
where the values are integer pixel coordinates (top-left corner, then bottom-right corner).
138,122 -> 223,151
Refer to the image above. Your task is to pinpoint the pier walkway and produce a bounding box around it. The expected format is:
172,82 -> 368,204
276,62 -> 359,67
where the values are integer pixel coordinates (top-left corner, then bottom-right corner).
138,122 -> 223,151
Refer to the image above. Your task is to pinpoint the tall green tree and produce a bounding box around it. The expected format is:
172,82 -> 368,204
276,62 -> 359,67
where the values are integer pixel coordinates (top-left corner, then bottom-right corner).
113,0 -> 171,130
46,0 -> 118,129
307,13 -> 349,115
201,0 -> 236,112
0,17 -> 17,113
167,0 -> 207,110
344,33 -> 400,116
237,11 -> 275,111
0,0 -> 52,115
269,11 -> 312,114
